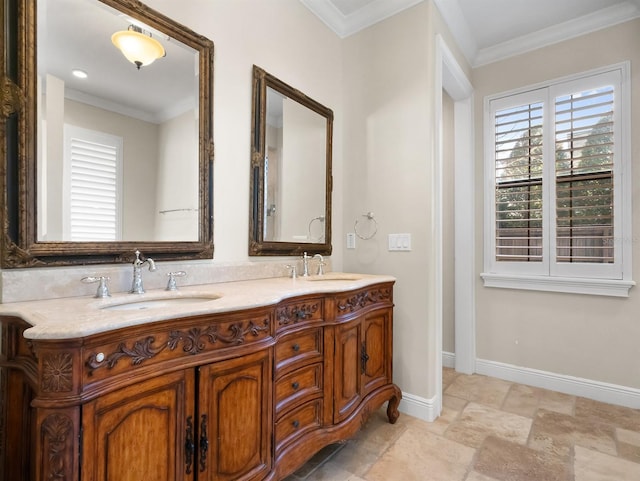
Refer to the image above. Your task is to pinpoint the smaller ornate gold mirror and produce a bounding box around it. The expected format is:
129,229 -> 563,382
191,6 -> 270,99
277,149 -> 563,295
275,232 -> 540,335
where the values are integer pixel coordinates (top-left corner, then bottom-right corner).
249,66 -> 333,256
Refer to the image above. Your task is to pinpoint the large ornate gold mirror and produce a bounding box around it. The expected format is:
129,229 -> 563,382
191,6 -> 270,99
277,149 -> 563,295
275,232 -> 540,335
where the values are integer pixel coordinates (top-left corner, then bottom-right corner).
0,0 -> 213,267
249,66 -> 332,256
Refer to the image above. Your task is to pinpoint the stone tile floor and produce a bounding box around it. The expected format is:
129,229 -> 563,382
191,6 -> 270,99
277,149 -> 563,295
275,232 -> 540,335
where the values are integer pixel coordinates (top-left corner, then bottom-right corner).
284,368 -> 640,481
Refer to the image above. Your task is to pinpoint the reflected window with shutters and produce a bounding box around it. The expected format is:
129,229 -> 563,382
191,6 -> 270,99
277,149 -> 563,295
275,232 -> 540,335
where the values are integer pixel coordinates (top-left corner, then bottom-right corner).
63,126 -> 123,242
482,63 -> 632,296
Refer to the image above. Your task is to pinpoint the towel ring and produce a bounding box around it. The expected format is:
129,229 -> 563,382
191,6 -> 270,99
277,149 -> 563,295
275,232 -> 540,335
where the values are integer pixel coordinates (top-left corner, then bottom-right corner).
308,215 -> 325,242
354,212 -> 377,240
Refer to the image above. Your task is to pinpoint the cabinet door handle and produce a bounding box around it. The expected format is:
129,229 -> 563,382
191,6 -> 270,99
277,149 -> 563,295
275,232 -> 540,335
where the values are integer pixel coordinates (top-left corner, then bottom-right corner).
199,414 -> 209,472
361,342 -> 370,374
185,416 -> 195,474
292,343 -> 300,352
292,419 -> 300,428
291,381 -> 300,390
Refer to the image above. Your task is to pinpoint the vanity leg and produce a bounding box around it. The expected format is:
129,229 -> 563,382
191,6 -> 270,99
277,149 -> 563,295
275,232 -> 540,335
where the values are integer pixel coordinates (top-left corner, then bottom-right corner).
386,385 -> 402,424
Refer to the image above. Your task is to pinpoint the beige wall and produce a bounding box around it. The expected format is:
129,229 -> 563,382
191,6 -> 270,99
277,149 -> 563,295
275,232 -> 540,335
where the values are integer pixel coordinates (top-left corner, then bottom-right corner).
142,0 -> 344,265
155,109 -> 199,241
342,2 -> 432,400
473,19 -> 640,389
342,1 -> 468,401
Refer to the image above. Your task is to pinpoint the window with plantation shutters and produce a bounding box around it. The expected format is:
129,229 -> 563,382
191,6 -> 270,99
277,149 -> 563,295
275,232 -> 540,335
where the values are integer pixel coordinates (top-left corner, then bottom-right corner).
64,126 -> 123,241
482,63 -> 633,297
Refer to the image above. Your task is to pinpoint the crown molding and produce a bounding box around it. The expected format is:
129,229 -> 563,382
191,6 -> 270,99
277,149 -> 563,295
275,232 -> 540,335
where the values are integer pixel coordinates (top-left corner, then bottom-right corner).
432,0 -> 477,65
300,0 -> 424,38
473,1 -> 640,67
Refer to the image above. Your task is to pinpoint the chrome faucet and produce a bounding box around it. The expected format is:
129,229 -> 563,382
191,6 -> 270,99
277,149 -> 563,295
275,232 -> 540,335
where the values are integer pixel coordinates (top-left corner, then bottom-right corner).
301,252 -> 311,277
313,254 -> 325,276
130,250 -> 156,294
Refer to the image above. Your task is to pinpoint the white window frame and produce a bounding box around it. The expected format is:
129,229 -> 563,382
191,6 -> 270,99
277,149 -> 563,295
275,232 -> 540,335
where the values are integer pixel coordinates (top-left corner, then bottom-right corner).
63,125 -> 123,242
481,62 -> 634,297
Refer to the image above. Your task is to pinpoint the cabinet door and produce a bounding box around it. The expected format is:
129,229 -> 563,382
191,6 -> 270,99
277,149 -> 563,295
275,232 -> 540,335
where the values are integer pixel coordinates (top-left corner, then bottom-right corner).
198,350 -> 272,481
362,309 -> 392,397
333,319 -> 362,423
82,370 -> 194,481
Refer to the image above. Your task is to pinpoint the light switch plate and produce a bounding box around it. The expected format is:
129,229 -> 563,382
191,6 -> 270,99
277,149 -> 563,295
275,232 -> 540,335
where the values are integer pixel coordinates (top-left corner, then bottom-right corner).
346,233 -> 356,249
388,233 -> 411,251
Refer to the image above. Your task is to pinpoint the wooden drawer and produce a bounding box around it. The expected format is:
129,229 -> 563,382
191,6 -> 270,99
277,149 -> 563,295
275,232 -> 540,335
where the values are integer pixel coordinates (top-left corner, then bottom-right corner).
335,283 -> 393,320
275,297 -> 324,333
275,363 -> 323,415
275,328 -> 322,374
275,399 -> 322,449
83,309 -> 273,383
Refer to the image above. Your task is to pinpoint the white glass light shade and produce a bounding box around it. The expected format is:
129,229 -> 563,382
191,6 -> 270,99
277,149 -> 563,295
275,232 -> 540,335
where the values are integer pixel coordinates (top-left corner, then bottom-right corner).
111,28 -> 165,69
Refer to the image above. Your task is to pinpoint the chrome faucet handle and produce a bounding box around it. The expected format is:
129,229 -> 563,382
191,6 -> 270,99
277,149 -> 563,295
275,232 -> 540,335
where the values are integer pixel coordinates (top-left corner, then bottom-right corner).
285,264 -> 298,279
166,271 -> 186,291
82,276 -> 111,298
313,254 -> 325,276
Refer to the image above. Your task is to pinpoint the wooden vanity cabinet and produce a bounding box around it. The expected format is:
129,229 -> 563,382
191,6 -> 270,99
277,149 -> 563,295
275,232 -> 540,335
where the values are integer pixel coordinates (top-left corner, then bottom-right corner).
81,349 -> 271,481
0,319 -> 38,481
81,369 -> 194,481
198,349 -> 272,481
0,281 -> 400,481
334,308 -> 392,423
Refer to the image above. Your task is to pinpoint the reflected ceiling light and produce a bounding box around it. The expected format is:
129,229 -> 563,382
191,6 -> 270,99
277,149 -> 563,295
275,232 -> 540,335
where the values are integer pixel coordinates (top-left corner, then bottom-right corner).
111,25 -> 165,70
72,69 -> 88,79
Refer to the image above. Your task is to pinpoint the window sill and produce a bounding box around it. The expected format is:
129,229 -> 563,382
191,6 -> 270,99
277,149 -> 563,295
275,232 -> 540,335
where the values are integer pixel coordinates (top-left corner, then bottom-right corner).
480,273 -> 635,297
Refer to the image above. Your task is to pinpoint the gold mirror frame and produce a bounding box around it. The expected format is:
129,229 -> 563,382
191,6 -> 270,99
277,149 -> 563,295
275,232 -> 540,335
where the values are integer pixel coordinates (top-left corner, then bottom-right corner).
249,65 -> 333,256
0,0 -> 214,268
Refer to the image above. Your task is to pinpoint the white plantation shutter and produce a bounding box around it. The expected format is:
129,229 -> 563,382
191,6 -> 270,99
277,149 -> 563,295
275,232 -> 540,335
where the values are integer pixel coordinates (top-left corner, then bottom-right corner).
484,64 -> 629,290
554,86 -> 614,264
494,101 -> 544,262
64,126 -> 122,241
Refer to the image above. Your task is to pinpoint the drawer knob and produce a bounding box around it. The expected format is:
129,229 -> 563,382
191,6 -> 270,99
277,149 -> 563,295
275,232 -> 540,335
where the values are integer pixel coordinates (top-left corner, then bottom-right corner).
292,343 -> 300,352
292,381 -> 300,390
292,420 -> 300,429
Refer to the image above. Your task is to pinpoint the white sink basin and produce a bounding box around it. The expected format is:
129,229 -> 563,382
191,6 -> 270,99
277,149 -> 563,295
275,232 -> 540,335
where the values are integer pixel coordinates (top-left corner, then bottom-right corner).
101,295 -> 221,311
303,273 -> 362,281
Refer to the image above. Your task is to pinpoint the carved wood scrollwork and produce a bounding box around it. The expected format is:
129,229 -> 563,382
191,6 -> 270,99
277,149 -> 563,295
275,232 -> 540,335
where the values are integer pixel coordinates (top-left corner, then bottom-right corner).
2,230 -> 44,268
0,77 -> 24,118
41,353 -> 73,392
337,288 -> 391,313
86,318 -> 271,372
41,414 -> 74,480
276,302 -> 320,326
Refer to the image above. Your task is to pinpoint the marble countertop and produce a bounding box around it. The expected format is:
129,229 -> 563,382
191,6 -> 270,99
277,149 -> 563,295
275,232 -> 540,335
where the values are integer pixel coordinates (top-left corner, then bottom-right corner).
0,273 -> 395,340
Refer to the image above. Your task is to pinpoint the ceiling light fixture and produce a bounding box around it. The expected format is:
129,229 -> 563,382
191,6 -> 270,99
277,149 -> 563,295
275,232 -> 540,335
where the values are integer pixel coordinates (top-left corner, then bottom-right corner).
72,69 -> 88,79
111,25 -> 165,70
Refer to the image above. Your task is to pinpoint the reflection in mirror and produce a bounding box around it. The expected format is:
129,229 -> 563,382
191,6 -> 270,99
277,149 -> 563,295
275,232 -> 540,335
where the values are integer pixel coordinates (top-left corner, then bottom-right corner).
250,66 -> 333,256
0,0 -> 214,267
38,0 -> 199,242
264,86 -> 327,243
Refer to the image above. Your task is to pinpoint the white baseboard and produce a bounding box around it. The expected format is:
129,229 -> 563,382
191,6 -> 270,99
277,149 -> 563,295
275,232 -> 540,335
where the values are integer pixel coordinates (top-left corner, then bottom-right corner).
399,392 -> 438,422
442,351 -> 456,368
442,352 -> 640,409
477,358 -> 640,409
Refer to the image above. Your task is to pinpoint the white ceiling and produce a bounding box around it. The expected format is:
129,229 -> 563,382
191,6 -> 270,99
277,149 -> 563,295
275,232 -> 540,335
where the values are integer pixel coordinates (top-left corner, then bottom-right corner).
301,0 -> 640,66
